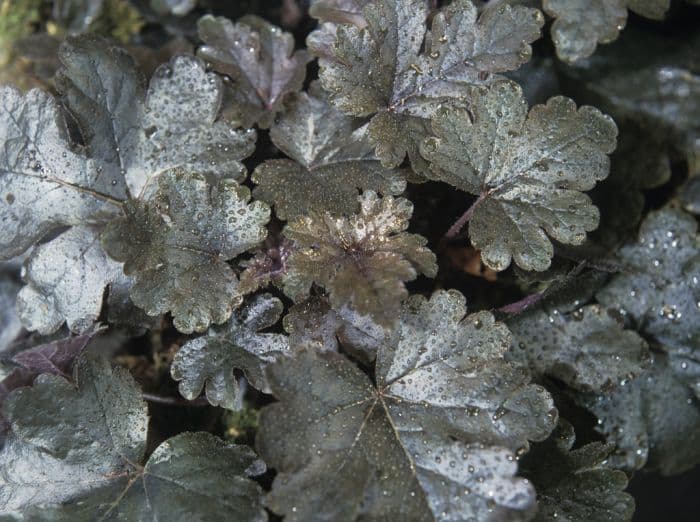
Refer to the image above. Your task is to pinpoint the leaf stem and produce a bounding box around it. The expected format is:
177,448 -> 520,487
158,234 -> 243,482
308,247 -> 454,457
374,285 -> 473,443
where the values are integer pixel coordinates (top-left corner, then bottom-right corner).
496,292 -> 544,314
142,392 -> 210,407
444,193 -> 486,240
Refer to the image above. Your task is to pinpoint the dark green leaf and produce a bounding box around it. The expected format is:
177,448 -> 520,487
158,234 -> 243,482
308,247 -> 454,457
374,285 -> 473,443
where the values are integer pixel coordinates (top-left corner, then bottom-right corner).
197,15 -> 311,128
0,353 -> 267,520
317,0 -> 543,171
507,304 -> 649,393
102,170 -> 270,333
420,81 -> 617,271
258,290 -> 556,521
252,85 -> 406,219
171,294 -> 289,410
520,420 -> 635,521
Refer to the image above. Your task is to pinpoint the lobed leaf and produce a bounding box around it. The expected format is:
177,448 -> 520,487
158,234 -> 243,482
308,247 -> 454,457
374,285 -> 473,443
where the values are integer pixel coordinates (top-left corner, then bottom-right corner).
171,294 -> 289,410
507,304 -> 649,393
258,290 -> 556,521
520,420 -> 635,521
0,86 -> 121,259
317,0 -> 543,172
596,208 -> 700,397
543,0 -> 628,64
577,353 -> 700,474
420,81 -> 617,271
57,35 -> 257,198
16,226 -> 122,335
0,353 -> 267,520
282,190 -> 437,326
252,85 -> 406,219
102,170 -> 270,333
197,15 -> 312,128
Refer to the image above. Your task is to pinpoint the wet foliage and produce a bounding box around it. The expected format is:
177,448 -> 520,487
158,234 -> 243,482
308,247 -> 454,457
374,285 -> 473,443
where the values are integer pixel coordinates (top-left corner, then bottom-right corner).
0,1 -> 699,520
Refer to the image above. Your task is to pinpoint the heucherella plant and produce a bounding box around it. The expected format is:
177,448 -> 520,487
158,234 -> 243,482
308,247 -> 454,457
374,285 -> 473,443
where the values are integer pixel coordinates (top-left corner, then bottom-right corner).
0,0 -> 699,520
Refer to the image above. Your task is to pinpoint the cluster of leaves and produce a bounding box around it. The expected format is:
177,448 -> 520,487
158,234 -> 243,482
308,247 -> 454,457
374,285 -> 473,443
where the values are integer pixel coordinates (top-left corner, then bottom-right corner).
0,0 -> 699,520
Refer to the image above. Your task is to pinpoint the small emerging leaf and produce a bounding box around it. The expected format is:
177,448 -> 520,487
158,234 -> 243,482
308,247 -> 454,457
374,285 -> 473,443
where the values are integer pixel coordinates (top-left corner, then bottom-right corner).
420,81 -> 617,272
102,170 -> 270,333
543,0 -> 628,63
282,190 -> 437,326
171,294 -> 289,410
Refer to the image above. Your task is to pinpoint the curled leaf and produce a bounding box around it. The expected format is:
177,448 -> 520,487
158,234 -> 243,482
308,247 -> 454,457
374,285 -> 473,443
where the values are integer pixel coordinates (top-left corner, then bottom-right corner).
0,86 -> 121,259
57,36 -> 256,197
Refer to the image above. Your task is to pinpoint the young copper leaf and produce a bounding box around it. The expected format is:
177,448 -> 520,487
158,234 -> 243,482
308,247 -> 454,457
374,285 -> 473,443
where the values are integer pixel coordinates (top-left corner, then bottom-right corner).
316,0 -> 543,172
420,81 -> 617,272
282,191 -> 437,326
0,353 -> 267,520
16,226 -> 122,335
507,304 -> 649,393
596,208 -> 700,397
0,329 -> 98,399
57,35 -> 256,198
577,353 -> 700,475
520,420 -> 635,522
0,86 -> 122,259
171,293 -> 289,410
257,290 -> 557,521
101,170 -> 270,333
197,14 -> 312,129
252,85 -> 407,219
